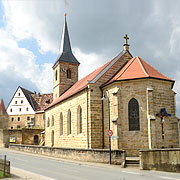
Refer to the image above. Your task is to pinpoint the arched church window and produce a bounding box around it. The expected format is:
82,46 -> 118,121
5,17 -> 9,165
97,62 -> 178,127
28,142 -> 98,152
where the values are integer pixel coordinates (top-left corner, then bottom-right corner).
60,112 -> 63,136
67,69 -> 71,79
55,70 -> 58,81
47,117 -> 50,127
77,106 -> 82,134
128,98 -> 140,131
52,115 -> 54,126
67,109 -> 72,135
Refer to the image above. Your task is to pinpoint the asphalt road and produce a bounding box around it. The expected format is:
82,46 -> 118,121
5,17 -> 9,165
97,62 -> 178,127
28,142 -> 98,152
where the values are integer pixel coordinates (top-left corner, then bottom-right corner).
0,148 -> 180,180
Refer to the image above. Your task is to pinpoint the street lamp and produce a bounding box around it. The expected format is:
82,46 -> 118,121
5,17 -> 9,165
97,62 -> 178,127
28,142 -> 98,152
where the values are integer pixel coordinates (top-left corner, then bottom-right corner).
102,90 -> 112,164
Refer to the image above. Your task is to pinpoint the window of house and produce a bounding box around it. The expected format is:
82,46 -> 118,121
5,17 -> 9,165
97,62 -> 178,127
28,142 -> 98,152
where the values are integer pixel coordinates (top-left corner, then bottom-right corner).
11,127 -> 13,129
128,98 -> 140,131
18,117 -> 20,121
17,125 -> 21,129
55,70 -> 58,81
67,69 -> 71,79
26,107 -> 29,111
60,112 -> 63,136
18,93 -> 20,96
52,115 -> 54,126
77,106 -> 82,134
19,108 -> 21,112
15,101 -> 17,104
67,109 -> 71,135
43,113 -> 45,120
47,117 -> 50,127
11,117 -> 14,122
21,100 -> 23,104
10,109 -> 12,112
27,116 -> 30,120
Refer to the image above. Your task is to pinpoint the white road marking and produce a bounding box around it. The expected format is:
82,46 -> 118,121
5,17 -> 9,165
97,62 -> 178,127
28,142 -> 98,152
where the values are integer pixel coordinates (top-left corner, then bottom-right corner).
122,171 -> 140,175
158,176 -> 180,180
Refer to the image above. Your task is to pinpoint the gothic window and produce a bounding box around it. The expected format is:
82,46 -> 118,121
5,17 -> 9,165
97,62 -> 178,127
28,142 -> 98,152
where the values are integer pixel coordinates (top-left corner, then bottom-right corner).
67,69 -> 71,79
60,112 -> 63,136
18,117 -> 20,121
128,98 -> 140,131
55,70 -> 58,81
52,115 -> 54,126
47,117 -> 50,127
77,106 -> 82,134
67,109 -> 72,135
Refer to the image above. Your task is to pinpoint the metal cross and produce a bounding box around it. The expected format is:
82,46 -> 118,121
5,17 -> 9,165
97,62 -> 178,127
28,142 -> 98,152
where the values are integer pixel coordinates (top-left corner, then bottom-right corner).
124,34 -> 129,44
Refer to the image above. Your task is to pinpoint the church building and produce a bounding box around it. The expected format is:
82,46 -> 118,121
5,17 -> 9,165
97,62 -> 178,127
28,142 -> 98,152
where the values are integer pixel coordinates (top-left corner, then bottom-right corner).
45,14 -> 179,156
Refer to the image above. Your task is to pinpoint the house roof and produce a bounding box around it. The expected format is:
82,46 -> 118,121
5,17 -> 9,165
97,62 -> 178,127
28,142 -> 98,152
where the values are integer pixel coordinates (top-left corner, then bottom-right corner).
20,87 -> 53,112
0,99 -> 7,115
53,15 -> 79,68
20,87 -> 35,110
31,93 -> 53,112
47,50 -> 130,109
7,86 -> 53,113
105,56 -> 173,85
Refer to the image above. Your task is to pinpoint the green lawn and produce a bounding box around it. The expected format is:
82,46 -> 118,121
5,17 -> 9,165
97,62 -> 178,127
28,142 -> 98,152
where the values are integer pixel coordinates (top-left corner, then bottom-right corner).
0,171 -> 10,179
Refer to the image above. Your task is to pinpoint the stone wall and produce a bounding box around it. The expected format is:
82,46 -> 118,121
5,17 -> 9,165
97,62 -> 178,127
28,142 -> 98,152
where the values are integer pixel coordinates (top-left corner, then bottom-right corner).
45,89 -> 89,148
8,114 -> 35,129
9,144 -> 125,165
8,113 -> 44,130
102,78 -> 179,156
0,129 -> 9,147
139,148 -> 180,172
9,129 -> 43,145
34,113 -> 44,129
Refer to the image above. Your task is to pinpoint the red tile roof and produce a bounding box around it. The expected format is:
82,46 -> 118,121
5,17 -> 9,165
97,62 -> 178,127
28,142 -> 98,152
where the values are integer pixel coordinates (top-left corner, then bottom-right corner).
106,56 -> 173,84
31,93 -> 53,112
0,99 -> 8,115
48,58 -> 115,108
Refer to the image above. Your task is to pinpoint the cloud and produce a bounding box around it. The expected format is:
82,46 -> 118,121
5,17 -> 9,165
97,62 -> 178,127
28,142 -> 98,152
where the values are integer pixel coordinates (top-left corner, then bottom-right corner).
74,48 -> 108,79
0,28 -> 53,106
1,0 -> 180,116
2,0 -> 63,54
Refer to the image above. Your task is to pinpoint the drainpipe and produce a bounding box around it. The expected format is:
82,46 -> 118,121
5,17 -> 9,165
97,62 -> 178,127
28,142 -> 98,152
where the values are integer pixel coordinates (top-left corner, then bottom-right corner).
101,89 -> 105,149
86,88 -> 89,149
147,88 -> 153,149
178,118 -> 180,147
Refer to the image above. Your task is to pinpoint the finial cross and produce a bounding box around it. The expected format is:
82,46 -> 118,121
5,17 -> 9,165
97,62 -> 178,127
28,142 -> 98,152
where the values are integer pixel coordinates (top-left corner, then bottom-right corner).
124,34 -> 129,44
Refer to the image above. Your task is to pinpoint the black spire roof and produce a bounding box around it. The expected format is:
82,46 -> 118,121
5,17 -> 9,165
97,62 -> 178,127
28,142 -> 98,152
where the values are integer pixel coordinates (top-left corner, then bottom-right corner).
53,14 -> 80,68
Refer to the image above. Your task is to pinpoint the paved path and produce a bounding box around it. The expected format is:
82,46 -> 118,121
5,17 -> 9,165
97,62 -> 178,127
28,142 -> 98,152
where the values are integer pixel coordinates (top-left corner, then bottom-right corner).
0,148 -> 180,180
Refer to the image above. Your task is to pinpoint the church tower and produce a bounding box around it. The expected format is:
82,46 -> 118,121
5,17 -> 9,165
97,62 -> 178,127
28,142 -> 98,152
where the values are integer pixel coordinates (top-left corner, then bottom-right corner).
53,14 -> 80,100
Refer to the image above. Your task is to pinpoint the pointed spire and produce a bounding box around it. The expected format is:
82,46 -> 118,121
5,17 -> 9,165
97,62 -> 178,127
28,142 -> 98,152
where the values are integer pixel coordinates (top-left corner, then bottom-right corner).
0,99 -> 7,115
53,13 -> 80,68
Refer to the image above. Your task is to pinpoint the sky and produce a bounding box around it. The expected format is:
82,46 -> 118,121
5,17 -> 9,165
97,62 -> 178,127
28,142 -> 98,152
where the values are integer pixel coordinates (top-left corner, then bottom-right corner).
0,0 -> 180,116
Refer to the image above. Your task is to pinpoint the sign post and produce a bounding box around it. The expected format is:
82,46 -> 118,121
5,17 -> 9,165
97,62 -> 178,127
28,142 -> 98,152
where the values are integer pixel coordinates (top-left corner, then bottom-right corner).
108,130 -> 113,164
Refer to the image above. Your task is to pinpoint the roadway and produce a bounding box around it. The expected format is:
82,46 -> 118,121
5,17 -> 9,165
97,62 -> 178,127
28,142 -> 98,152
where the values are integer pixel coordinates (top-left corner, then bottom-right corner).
0,148 -> 180,180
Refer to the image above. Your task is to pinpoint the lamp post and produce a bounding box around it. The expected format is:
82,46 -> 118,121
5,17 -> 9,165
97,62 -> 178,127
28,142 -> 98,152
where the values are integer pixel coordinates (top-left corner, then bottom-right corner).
102,90 -> 112,164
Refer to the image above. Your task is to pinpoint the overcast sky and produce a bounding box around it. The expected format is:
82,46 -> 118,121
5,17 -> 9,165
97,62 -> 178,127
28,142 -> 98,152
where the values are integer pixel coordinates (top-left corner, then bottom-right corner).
0,0 -> 180,116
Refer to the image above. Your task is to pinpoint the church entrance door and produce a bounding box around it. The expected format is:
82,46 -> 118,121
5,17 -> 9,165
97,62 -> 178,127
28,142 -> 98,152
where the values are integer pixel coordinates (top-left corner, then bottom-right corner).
34,135 -> 39,145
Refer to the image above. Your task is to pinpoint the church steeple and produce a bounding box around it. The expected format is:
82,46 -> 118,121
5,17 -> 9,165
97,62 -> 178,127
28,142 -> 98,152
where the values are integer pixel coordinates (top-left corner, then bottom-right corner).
53,13 -> 80,68
53,14 -> 79,100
